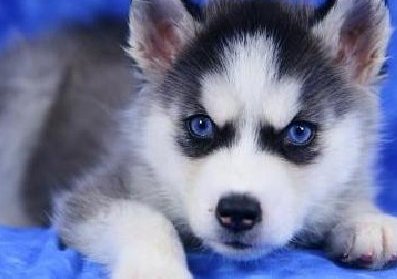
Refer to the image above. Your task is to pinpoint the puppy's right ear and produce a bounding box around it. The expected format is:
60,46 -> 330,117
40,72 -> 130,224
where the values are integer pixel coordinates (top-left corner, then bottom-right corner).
312,0 -> 391,87
127,0 -> 197,81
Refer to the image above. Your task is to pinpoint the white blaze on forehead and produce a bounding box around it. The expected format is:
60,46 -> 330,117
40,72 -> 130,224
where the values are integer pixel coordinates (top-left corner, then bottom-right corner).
201,34 -> 302,129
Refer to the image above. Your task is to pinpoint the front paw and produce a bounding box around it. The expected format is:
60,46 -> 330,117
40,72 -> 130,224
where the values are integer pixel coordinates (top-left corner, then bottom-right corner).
112,258 -> 193,279
327,214 -> 397,269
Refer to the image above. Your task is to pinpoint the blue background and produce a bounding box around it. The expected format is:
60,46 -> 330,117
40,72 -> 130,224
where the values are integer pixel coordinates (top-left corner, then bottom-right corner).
0,0 -> 396,278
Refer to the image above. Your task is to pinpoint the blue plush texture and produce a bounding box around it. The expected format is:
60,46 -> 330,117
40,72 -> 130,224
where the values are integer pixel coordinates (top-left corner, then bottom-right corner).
0,0 -> 396,278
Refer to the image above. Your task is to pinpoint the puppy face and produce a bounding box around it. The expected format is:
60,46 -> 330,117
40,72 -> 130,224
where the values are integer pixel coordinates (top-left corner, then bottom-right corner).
128,0 -> 390,259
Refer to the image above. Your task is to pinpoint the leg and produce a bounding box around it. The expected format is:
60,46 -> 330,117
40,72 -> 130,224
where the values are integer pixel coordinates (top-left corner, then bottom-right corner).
326,200 -> 397,269
54,172 -> 192,279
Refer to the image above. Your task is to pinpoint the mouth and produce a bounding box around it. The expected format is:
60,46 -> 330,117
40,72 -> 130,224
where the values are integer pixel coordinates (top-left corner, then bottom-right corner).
207,239 -> 272,261
224,241 -> 253,250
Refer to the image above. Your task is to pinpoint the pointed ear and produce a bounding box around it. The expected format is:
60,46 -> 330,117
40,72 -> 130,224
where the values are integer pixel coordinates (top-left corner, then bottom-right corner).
127,0 -> 198,81
312,0 -> 392,87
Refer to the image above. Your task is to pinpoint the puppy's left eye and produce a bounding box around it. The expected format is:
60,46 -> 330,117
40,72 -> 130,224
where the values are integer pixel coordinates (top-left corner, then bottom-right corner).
284,122 -> 315,146
187,115 -> 215,139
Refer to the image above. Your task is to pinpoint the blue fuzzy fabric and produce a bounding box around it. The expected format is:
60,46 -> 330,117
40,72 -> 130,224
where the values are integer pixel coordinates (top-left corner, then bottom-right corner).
0,0 -> 396,278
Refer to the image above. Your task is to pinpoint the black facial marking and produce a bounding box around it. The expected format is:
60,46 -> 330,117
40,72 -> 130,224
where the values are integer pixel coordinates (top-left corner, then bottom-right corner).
258,123 -> 320,165
177,120 -> 236,158
156,0 -> 359,160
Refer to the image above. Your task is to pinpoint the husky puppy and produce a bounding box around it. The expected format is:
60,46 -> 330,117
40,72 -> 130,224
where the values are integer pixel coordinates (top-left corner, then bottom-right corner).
0,0 -> 396,278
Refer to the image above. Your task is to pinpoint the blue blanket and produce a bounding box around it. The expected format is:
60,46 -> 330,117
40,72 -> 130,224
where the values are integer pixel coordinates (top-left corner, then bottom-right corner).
0,0 -> 396,278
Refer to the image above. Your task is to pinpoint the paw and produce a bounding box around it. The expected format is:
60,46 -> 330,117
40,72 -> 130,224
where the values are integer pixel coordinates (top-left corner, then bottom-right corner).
327,214 -> 397,269
112,258 -> 193,279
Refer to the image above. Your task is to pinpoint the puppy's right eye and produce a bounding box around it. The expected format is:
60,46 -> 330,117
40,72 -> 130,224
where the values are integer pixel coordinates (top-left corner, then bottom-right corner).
186,115 -> 215,139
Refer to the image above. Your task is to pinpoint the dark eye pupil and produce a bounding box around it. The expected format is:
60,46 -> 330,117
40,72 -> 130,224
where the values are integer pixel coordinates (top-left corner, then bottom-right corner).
286,122 -> 315,146
294,126 -> 305,136
188,115 -> 215,139
198,119 -> 207,129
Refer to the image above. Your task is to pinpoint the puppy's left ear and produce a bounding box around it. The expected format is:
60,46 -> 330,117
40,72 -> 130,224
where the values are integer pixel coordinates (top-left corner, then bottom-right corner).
312,0 -> 392,87
127,0 -> 198,81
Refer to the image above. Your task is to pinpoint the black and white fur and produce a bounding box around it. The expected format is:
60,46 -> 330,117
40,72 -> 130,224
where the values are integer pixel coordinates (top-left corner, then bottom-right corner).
0,0 -> 396,278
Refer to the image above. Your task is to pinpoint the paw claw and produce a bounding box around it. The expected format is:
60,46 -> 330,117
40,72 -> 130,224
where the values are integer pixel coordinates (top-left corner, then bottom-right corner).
387,254 -> 397,266
339,253 -> 349,261
359,253 -> 374,264
385,257 -> 397,269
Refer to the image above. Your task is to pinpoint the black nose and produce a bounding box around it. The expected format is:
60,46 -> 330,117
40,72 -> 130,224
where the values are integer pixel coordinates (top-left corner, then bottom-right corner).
216,195 -> 262,232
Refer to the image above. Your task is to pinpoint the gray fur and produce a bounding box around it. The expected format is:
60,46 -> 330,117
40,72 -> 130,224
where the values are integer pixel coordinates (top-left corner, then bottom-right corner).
0,21 -> 134,225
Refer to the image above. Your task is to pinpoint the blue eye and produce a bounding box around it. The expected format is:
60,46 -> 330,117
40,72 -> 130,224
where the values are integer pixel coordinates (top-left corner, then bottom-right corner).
285,122 -> 315,146
187,115 -> 215,139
